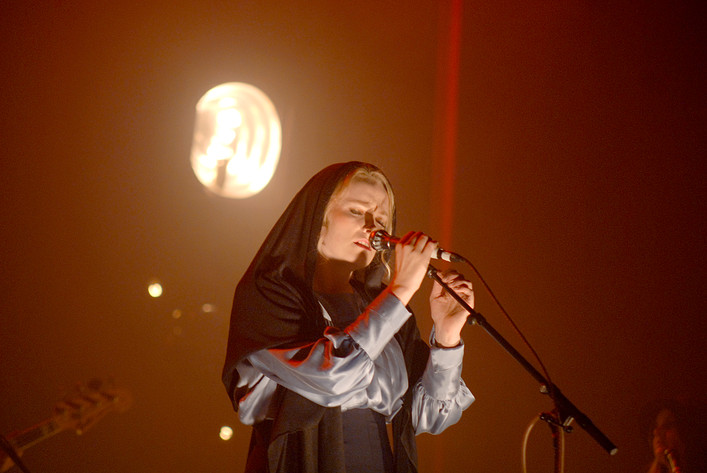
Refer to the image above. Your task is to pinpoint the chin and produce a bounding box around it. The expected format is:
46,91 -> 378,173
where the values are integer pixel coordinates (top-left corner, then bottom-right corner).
351,252 -> 375,269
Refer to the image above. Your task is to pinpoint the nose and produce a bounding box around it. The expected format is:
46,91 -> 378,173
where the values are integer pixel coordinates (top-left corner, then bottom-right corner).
363,212 -> 375,230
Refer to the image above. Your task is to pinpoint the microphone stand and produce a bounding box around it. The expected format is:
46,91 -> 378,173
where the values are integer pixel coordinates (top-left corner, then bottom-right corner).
665,450 -> 682,473
426,264 -> 618,457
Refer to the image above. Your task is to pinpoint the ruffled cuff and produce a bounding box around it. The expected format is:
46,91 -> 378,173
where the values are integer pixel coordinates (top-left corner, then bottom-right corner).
412,329 -> 474,434
412,376 -> 474,434
422,339 -> 466,400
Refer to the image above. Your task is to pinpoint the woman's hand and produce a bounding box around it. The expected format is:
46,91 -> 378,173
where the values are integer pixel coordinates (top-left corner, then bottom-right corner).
387,232 -> 437,306
429,270 -> 474,347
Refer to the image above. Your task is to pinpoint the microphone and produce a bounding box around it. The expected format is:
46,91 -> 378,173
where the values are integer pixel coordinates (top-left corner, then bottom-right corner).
664,450 -> 681,473
369,230 -> 464,262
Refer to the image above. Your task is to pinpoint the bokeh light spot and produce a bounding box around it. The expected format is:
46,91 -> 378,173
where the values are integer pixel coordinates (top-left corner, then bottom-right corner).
148,282 -> 163,298
202,303 -> 215,313
219,426 -> 233,441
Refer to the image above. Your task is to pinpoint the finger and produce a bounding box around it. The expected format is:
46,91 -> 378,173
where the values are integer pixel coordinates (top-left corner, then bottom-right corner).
408,234 -> 436,261
398,231 -> 417,245
413,233 -> 430,250
399,232 -> 430,253
449,285 -> 473,297
439,271 -> 457,283
424,239 -> 438,258
441,271 -> 468,285
449,286 -> 474,307
465,288 -> 475,308
446,279 -> 472,291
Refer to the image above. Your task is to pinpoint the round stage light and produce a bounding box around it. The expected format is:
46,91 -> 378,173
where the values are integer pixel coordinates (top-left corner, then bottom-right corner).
190,83 -> 282,198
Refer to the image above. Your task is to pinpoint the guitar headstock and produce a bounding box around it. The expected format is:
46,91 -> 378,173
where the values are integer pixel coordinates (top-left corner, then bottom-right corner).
53,379 -> 132,435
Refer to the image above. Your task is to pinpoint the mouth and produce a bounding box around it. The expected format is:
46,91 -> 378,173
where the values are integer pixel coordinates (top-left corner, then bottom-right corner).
355,239 -> 372,251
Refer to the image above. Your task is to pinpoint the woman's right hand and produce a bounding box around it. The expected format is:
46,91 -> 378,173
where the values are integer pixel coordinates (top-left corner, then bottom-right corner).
387,231 -> 437,305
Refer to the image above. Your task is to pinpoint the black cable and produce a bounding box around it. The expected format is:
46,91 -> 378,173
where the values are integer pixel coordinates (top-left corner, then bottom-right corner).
458,255 -> 560,415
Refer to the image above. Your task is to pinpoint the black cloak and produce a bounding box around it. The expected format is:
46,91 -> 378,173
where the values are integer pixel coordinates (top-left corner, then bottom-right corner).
222,161 -> 429,473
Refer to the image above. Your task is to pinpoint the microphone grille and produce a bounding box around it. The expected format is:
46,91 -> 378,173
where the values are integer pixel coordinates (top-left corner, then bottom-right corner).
370,230 -> 390,251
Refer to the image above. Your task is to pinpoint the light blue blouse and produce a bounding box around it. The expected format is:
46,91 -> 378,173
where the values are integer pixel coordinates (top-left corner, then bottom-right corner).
233,291 -> 474,434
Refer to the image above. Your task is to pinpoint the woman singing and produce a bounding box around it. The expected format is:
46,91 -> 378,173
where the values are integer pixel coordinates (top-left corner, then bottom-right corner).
222,162 -> 474,473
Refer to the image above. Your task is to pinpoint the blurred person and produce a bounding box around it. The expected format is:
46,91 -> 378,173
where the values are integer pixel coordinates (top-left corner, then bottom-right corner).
644,399 -> 707,473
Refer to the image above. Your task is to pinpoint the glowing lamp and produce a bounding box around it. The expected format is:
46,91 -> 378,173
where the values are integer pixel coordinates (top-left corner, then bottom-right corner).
190,82 -> 282,198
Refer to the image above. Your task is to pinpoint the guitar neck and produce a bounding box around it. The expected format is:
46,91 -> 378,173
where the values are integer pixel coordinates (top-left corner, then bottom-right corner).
8,417 -> 64,451
1,381 -> 131,472
1,417 -> 65,473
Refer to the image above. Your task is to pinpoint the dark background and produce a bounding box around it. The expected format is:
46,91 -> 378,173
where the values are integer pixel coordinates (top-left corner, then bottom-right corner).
1,1 -> 704,472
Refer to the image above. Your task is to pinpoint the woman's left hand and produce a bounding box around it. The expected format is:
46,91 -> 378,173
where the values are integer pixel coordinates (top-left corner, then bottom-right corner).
429,270 -> 474,348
